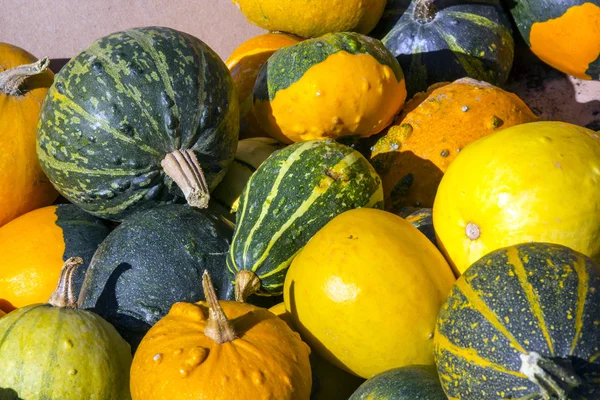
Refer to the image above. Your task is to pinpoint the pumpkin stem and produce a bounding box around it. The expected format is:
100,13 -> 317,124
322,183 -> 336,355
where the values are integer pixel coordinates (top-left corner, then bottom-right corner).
162,149 -> 210,209
234,270 -> 261,302
413,0 -> 437,24
202,270 -> 237,344
0,57 -> 50,96
47,257 -> 84,309
519,352 -> 583,400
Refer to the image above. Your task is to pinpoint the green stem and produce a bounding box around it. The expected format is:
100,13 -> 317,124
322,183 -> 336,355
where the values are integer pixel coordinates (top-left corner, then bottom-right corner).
0,57 -> 50,96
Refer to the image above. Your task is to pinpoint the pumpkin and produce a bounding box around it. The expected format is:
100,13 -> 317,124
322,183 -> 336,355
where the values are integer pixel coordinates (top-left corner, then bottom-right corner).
508,0 -> 600,80
434,242 -> 600,399
78,204 -> 234,350
371,78 -> 538,211
349,365 -> 447,400
0,309 -> 5,318
269,302 -> 366,400
231,0 -> 386,37
37,27 -> 239,221
398,207 -> 438,248
226,33 -> 303,139
253,32 -> 406,144
0,43 -> 58,227
0,258 -> 132,399
211,137 -> 286,221
283,208 -> 455,378
227,140 -> 384,300
377,0 -> 514,96
433,121 -> 600,275
0,204 -> 111,313
130,271 -> 312,400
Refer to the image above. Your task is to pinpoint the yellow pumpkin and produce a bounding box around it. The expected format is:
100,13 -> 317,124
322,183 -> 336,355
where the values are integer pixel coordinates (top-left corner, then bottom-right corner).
226,33 -> 304,139
269,303 -> 366,400
0,43 -> 58,227
131,272 -> 312,400
433,121 -> 600,275
283,208 -> 456,379
371,78 -> 538,212
232,0 -> 386,38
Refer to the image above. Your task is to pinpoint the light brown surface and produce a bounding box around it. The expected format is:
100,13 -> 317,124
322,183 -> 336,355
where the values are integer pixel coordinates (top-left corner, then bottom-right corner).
0,0 -> 264,61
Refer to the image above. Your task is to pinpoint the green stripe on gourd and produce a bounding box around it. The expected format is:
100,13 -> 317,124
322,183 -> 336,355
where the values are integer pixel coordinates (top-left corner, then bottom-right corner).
254,32 -> 403,102
227,140 -> 383,299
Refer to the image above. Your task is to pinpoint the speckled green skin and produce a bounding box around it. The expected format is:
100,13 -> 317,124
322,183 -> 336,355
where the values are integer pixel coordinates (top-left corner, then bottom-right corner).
54,204 -> 112,297
434,242 -> 600,399
379,0 -> 514,96
227,140 -> 384,295
349,365 -> 446,400
254,32 -> 403,102
0,304 -> 132,399
78,204 -> 234,350
37,27 -> 239,221
507,0 -> 600,79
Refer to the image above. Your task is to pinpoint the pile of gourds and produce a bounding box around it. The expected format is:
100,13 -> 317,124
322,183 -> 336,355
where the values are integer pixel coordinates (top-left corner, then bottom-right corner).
1,0 -> 599,399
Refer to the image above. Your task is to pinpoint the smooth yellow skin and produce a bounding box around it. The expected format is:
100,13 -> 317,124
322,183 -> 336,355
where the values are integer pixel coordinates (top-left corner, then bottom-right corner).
254,51 -> 406,144
232,0 -> 386,38
0,206 -> 65,312
283,208 -> 455,379
433,121 -> 600,275
0,43 -> 58,228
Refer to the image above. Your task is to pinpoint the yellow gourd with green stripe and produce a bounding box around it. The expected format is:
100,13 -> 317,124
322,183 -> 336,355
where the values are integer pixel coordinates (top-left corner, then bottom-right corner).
434,242 -> 600,399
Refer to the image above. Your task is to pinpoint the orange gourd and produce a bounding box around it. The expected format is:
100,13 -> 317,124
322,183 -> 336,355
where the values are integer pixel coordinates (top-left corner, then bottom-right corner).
0,43 -> 58,227
370,78 -> 538,212
131,272 -> 312,400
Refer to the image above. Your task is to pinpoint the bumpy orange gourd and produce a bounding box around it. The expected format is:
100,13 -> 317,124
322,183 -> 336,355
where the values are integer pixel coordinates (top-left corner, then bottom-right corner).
131,272 -> 312,400
371,78 -> 538,212
0,43 -> 58,228
232,0 -> 386,38
227,33 -> 303,139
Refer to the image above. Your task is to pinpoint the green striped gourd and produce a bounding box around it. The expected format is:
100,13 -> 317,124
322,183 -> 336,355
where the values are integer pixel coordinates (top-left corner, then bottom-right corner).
211,137 -> 286,222
37,27 -> 239,221
228,140 -> 383,299
434,242 -> 600,399
0,258 -> 132,399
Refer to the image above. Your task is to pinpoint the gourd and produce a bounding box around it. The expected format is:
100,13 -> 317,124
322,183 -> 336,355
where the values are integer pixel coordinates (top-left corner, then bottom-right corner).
377,0 -> 514,96
507,0 -> 600,80
130,271 -> 312,400
349,365 -> 447,400
0,43 -> 58,227
253,32 -> 406,144
227,140 -> 384,300
283,208 -> 455,378
371,78 -> 537,211
0,258 -> 132,399
434,242 -> 600,399
37,27 -> 239,221
231,0 -> 386,38
0,204 -> 111,312
78,204 -> 234,350
433,121 -> 600,274
226,33 -> 303,139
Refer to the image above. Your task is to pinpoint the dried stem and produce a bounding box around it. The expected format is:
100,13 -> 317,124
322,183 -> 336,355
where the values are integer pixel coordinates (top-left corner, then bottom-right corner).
0,57 -> 50,96
162,149 -> 210,208
48,257 -> 83,308
202,270 -> 237,344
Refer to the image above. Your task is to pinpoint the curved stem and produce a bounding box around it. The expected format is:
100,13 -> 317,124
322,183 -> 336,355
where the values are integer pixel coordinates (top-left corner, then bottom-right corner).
413,0 -> 437,24
161,149 -> 210,209
235,270 -> 261,302
519,352 -> 583,400
202,270 -> 237,344
48,257 -> 83,309
0,57 -> 50,96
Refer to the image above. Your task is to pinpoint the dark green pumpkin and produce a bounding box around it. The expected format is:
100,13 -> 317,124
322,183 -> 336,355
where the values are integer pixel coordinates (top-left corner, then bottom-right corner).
78,204 -> 234,350
375,0 -> 514,96
434,242 -> 600,399
397,207 -> 438,249
0,259 -> 132,399
349,365 -> 446,400
507,0 -> 600,80
227,140 -> 384,299
37,26 -> 239,221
